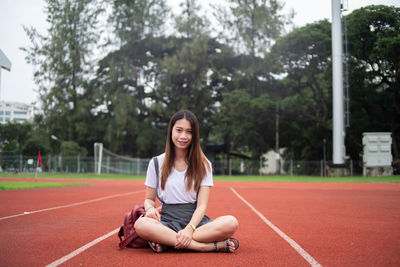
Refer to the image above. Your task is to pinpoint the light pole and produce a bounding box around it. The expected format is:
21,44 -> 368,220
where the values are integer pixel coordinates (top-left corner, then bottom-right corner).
275,103 -> 280,175
0,49 -> 12,100
51,135 -> 62,172
332,0 -> 346,166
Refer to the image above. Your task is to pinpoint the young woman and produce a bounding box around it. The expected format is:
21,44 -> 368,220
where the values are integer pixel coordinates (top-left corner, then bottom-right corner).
134,110 -> 239,253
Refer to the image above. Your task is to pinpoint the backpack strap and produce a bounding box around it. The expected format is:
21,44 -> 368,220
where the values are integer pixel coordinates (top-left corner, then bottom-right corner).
152,156 -> 164,204
152,156 -> 198,202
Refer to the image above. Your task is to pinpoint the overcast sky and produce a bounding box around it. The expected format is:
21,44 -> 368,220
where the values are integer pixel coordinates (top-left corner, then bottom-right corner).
0,0 -> 399,105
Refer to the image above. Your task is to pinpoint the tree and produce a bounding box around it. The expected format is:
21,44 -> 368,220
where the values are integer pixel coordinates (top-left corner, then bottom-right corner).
216,89 -> 274,158
208,0 -> 290,160
214,0 -> 291,56
173,0 -> 210,38
84,0 -> 170,156
266,5 -> 400,166
22,120 -> 51,156
108,0 -> 168,45
61,141 -> 88,156
345,5 -> 400,168
155,36 -> 221,147
23,0 -> 103,148
90,36 -> 175,156
0,122 -> 32,156
268,20 -> 332,160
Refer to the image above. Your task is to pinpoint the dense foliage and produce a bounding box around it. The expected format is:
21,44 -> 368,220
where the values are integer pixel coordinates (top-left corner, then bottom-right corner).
5,1 -> 398,173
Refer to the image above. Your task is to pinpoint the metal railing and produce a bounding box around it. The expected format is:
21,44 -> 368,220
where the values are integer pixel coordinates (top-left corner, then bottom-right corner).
0,155 -> 96,174
0,154 -> 365,176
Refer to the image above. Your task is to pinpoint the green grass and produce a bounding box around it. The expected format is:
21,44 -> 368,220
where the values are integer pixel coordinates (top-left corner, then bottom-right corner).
0,173 -> 144,180
1,172 -> 399,183
213,175 -> 400,183
0,181 -> 88,191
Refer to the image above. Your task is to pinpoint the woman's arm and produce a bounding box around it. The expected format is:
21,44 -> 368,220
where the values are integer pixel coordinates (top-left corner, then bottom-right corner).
144,186 -> 160,221
188,186 -> 210,227
175,186 -> 211,248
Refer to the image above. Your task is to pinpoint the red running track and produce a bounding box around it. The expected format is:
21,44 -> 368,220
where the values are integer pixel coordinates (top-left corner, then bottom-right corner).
0,178 -> 399,266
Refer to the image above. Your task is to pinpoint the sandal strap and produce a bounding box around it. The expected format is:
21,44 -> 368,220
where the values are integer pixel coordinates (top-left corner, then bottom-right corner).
225,240 -> 230,252
214,239 -> 239,252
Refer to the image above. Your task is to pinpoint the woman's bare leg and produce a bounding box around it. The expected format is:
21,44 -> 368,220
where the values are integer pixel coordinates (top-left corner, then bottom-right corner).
134,217 -> 177,247
193,215 -> 239,243
134,216 -> 238,252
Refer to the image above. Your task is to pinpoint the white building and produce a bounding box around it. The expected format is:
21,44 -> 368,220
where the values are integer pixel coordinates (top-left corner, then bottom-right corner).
0,51 -> 32,123
0,101 -> 33,124
260,148 -> 286,174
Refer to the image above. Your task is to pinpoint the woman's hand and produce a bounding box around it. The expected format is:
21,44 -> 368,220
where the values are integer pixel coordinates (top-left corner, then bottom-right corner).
144,206 -> 160,221
174,227 -> 193,249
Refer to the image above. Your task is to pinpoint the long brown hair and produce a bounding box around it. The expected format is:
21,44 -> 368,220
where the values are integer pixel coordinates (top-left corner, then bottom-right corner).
161,110 -> 210,192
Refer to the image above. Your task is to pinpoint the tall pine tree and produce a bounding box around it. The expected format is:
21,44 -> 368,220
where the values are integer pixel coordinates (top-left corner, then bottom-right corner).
23,0 -> 102,147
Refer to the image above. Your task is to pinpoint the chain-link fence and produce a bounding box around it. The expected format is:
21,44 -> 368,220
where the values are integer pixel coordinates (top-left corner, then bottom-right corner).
214,158 -> 360,176
0,154 -> 366,176
0,155 -> 96,174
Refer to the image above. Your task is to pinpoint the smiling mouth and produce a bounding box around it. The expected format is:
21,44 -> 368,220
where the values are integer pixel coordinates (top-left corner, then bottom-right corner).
177,140 -> 188,146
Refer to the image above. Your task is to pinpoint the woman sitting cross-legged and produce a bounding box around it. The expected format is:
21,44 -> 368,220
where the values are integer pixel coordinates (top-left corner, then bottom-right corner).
134,110 -> 239,253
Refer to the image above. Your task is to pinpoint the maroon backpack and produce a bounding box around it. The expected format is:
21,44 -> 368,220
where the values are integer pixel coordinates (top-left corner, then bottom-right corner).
118,205 -> 148,248
118,157 -> 161,249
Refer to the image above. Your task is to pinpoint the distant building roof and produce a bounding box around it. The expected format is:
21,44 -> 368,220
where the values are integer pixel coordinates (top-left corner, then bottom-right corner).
205,141 -> 251,159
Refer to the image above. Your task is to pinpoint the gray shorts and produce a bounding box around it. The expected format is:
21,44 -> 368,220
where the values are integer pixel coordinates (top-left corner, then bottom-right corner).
160,203 -> 212,232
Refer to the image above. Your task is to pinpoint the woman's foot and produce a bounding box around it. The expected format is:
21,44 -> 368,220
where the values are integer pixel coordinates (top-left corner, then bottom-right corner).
148,241 -> 170,253
213,238 -> 239,253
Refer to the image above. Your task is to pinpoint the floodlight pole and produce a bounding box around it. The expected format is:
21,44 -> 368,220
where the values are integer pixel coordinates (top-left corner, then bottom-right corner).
0,49 -> 12,100
331,0 -> 345,165
275,103 -> 280,174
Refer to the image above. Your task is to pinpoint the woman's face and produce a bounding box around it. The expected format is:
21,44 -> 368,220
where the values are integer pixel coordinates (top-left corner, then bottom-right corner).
171,118 -> 192,151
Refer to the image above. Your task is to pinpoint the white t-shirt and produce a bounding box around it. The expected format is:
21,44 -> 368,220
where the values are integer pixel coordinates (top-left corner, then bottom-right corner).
145,153 -> 213,204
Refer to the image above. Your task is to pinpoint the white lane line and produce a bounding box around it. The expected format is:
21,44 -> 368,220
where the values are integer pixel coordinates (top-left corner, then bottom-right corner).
0,190 -> 144,221
46,228 -> 120,267
230,187 -> 323,267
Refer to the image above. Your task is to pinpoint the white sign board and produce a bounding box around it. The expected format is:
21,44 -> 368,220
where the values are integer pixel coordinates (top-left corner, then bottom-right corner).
362,132 -> 392,167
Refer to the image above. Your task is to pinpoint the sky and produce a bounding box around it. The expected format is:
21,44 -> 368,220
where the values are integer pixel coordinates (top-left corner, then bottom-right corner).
0,0 -> 399,105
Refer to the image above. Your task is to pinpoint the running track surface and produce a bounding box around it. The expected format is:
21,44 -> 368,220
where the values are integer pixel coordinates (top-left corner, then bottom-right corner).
1,178 -> 399,266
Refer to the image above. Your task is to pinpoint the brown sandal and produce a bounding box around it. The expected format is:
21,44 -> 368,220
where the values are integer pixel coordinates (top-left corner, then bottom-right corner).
213,238 -> 239,253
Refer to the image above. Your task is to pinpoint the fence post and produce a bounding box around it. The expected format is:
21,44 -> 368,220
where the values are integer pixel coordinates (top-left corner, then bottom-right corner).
107,156 -> 110,174
229,159 -> 232,176
77,155 -> 80,173
19,154 -> 23,172
54,156 -> 57,172
130,161 -> 133,175
290,160 -> 293,176
58,155 -> 62,172
320,160 -> 323,177
350,159 -> 353,176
